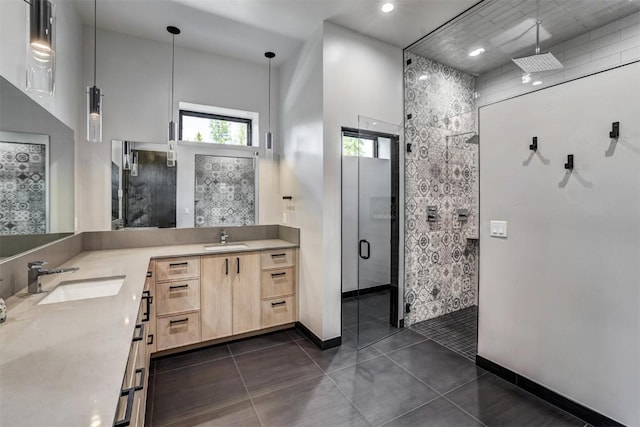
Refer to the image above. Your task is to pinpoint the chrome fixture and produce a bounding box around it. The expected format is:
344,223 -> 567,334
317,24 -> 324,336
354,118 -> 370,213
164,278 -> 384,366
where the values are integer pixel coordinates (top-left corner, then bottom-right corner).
26,0 -> 56,96
86,0 -> 102,143
264,51 -> 275,159
28,261 -> 79,294
166,26 -> 180,167
131,150 -> 139,176
220,229 -> 228,245
512,21 -> 563,73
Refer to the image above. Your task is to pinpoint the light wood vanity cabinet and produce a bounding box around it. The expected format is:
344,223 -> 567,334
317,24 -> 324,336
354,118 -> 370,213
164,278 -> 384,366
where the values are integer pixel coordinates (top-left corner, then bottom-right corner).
201,255 -> 233,341
154,256 -> 202,352
231,253 -> 262,334
260,249 -> 297,327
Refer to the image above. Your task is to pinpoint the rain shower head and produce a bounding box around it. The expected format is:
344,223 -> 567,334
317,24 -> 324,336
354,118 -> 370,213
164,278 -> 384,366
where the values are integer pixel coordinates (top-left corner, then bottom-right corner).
512,21 -> 563,73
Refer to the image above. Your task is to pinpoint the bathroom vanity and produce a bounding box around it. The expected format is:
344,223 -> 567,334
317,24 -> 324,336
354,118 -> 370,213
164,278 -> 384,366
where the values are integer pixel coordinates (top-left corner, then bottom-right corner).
0,229 -> 299,427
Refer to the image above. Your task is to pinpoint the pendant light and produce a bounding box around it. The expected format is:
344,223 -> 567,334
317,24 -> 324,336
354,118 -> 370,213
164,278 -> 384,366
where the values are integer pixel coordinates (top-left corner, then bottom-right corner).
131,150 -> 139,177
166,26 -> 180,168
122,141 -> 131,171
26,0 -> 56,96
86,0 -> 102,143
264,51 -> 275,159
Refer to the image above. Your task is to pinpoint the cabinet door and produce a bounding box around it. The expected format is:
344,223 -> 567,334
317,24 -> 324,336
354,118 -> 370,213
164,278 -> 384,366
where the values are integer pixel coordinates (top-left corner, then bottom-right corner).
201,255 -> 233,341
232,253 -> 261,334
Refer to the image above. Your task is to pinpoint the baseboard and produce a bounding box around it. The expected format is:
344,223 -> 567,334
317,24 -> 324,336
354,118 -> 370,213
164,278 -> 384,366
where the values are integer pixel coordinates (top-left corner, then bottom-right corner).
295,321 -> 341,350
342,284 -> 390,299
476,355 -> 625,427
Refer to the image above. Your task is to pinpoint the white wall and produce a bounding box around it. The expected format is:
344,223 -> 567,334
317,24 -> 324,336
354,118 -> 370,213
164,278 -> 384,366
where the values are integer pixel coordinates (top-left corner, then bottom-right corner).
477,12 -> 640,107
322,22 -> 403,339
342,156 -> 391,292
279,27 -> 325,338
79,27 -> 280,231
0,0 -> 83,228
478,63 -> 640,426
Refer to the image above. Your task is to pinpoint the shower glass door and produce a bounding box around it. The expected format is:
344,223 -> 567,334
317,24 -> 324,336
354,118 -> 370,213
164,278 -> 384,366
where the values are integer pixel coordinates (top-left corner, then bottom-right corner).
355,116 -> 402,349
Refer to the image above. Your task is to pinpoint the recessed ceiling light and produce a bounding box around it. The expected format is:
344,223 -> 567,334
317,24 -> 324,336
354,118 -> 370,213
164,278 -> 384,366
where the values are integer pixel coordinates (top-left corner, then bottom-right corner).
418,75 -> 428,81
381,3 -> 394,13
468,48 -> 485,57
532,80 -> 543,86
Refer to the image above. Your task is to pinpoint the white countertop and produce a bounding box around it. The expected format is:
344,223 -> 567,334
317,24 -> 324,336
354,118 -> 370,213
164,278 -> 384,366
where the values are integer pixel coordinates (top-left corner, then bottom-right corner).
0,239 -> 297,427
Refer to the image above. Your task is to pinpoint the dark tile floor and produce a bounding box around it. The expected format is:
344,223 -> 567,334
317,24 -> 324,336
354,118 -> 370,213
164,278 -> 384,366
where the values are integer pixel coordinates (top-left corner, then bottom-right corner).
410,305 -> 479,361
145,327 -> 588,427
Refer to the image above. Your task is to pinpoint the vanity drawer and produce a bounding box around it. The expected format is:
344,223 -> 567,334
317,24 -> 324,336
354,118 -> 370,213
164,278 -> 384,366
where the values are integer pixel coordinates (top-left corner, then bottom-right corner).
156,279 -> 200,316
156,312 -> 201,351
261,296 -> 296,328
155,257 -> 200,282
261,249 -> 295,269
261,268 -> 295,299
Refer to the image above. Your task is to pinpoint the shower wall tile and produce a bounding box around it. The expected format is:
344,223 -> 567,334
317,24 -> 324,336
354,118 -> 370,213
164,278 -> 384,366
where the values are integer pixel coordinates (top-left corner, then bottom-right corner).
404,52 -> 479,325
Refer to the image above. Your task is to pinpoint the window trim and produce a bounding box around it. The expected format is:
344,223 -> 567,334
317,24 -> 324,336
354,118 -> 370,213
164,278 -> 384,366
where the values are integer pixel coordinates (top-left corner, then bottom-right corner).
179,110 -> 253,146
342,127 -> 396,159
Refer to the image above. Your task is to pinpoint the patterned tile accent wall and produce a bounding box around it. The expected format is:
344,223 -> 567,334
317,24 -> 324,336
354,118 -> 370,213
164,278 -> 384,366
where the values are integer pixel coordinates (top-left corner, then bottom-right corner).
194,155 -> 256,227
404,52 -> 479,325
0,142 -> 46,235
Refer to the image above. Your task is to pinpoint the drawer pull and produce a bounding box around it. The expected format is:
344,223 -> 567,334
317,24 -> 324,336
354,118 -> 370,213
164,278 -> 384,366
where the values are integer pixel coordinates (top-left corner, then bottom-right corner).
113,387 -> 135,427
225,258 -> 229,275
147,334 -> 154,345
271,301 -> 287,307
134,367 -> 145,391
146,271 -> 152,278
271,272 -> 287,278
237,257 -> 240,274
169,318 -> 189,325
142,290 -> 152,322
169,284 -> 189,291
169,262 -> 189,268
271,253 -> 287,258
132,323 -> 145,342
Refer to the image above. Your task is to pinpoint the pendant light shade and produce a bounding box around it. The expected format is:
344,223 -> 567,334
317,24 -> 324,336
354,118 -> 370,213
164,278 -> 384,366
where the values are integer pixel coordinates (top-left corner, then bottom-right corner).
264,51 -> 275,159
166,26 -> 180,168
86,0 -> 102,143
130,150 -> 139,177
122,141 -> 131,171
26,0 -> 56,96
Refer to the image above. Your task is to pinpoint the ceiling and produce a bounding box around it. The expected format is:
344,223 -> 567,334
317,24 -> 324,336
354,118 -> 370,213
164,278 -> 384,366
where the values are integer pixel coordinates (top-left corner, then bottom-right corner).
407,0 -> 640,76
72,0 -> 478,65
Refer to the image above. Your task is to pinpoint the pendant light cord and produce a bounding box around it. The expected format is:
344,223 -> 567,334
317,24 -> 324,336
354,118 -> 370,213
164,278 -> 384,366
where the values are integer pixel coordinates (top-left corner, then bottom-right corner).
93,0 -> 97,86
268,57 -> 271,131
171,34 -> 175,122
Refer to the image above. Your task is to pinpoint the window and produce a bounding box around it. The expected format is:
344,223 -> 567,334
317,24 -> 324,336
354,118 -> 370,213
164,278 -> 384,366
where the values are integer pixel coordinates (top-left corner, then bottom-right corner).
342,129 -> 390,159
180,110 -> 252,146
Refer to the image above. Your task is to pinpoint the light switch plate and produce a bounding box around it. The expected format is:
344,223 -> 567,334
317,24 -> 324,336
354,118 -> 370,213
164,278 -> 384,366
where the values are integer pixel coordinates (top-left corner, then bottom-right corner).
490,220 -> 508,238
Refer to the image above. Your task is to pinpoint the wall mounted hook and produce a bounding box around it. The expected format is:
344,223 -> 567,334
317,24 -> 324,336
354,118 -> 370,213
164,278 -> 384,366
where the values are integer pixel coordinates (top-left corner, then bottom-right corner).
529,136 -> 538,152
564,154 -> 574,171
609,121 -> 619,139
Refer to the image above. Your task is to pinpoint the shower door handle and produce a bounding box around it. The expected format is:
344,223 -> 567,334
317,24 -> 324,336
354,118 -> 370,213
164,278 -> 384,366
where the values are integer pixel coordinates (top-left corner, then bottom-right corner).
359,239 -> 370,260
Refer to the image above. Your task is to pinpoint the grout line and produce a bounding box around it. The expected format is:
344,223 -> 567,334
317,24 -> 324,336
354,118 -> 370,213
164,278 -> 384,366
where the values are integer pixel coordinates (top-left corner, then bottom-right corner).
377,395 -> 441,427
294,338 -> 374,426
229,340 -> 293,358
383,354 -> 487,427
230,353 -> 264,427
153,354 -> 233,376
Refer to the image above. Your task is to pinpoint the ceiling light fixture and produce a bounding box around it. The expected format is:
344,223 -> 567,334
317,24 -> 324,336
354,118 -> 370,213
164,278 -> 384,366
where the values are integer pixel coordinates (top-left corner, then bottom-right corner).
166,26 -> 180,168
86,0 -> 102,143
468,48 -> 485,57
381,3 -> 394,13
26,0 -> 56,96
264,51 -> 276,160
532,80 -> 543,86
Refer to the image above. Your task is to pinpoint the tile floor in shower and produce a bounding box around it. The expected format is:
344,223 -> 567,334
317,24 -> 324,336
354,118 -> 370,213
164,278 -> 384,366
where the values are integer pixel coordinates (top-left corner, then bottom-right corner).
145,291 -> 586,426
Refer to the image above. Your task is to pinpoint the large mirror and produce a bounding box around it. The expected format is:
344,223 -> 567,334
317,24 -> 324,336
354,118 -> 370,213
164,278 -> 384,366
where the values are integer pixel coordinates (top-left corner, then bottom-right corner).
111,140 -> 258,230
0,76 -> 75,259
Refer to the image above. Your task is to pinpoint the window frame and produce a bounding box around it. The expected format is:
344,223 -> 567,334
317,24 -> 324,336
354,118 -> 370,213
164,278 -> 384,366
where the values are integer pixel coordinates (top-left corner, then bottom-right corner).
179,109 -> 253,146
342,127 -> 394,158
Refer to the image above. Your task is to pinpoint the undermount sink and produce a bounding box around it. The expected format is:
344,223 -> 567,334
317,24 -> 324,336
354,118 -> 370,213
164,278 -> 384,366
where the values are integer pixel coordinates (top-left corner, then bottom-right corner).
203,243 -> 248,252
38,276 -> 126,305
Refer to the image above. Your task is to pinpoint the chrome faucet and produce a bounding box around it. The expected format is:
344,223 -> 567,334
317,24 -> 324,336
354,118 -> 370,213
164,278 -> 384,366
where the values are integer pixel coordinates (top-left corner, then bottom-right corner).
220,229 -> 229,245
28,261 -> 79,294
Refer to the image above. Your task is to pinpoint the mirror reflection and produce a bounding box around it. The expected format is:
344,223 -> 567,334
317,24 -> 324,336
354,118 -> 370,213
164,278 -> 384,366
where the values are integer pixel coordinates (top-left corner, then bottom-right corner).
0,76 -> 75,259
111,140 -> 258,230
